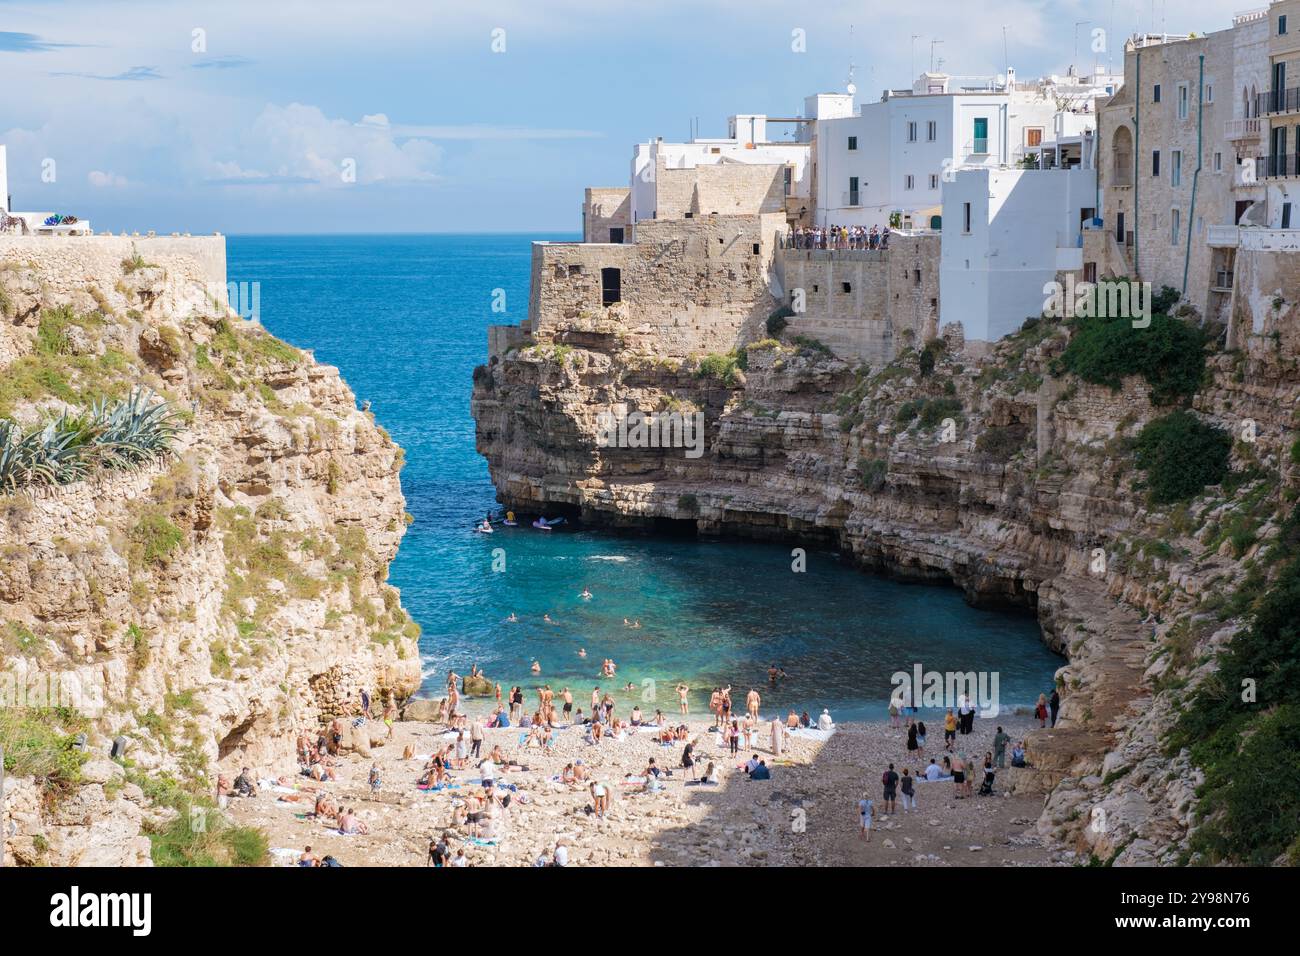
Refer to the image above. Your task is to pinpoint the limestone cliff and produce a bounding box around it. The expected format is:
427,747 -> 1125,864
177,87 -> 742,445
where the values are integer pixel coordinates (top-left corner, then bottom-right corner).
0,242 -> 421,865
472,303 -> 1298,865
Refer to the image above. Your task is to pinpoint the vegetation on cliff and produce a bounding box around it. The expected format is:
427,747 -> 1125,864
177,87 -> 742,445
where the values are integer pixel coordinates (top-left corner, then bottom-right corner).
1170,505 -> 1300,865
1052,308 -> 1208,405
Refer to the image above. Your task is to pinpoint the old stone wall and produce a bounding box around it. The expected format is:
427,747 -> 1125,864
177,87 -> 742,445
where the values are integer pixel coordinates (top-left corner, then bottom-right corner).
778,233 -> 940,365
653,158 -> 787,221
528,213 -> 785,358
583,187 -> 631,243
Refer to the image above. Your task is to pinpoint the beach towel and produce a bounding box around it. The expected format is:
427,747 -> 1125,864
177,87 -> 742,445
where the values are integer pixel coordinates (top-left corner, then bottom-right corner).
467,837 -> 499,847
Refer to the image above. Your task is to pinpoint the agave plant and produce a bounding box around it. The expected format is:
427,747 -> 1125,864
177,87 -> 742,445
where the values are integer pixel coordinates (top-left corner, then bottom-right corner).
0,388 -> 181,494
91,388 -> 181,471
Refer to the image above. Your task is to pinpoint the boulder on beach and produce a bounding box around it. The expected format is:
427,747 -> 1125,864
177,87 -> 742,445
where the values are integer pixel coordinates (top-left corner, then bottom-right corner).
401,699 -> 443,722
462,674 -> 494,697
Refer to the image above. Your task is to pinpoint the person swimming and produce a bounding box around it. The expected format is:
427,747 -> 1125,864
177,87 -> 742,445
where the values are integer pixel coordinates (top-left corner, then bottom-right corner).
577,648 -> 587,658
623,618 -> 641,629
580,588 -> 592,600
544,614 -> 556,624
505,612 -> 518,623
531,660 -> 541,674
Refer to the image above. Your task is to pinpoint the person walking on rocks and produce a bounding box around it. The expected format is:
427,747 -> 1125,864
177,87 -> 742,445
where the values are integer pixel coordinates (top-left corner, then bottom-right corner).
1035,694 -> 1048,728
1050,687 -> 1061,727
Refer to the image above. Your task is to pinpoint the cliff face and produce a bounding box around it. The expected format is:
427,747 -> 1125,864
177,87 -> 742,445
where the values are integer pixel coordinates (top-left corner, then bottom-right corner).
472,310 -> 1296,864
0,243 -> 421,865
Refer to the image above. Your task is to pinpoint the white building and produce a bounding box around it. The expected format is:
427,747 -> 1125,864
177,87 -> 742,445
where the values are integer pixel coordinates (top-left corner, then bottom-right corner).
940,164 -> 1098,341
812,68 -> 1119,230
627,102 -> 856,225
0,143 -> 91,235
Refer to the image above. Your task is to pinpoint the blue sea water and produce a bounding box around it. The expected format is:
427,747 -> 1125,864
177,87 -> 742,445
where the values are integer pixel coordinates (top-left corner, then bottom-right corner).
227,234 -> 1061,721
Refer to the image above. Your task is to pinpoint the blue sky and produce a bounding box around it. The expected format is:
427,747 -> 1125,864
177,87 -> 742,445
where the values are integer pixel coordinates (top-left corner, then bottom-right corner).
1,0 -> 1235,233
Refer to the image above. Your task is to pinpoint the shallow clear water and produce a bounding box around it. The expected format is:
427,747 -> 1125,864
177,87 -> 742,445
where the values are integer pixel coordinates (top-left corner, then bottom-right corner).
228,234 -> 1061,721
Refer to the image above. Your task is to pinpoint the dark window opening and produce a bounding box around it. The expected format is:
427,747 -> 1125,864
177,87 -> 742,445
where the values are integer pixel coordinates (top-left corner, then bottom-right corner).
841,282 -> 852,293
1153,83 -> 1161,102
567,264 -> 583,277
1152,149 -> 1161,176
609,227 -> 624,243
752,243 -> 760,255
601,267 -> 621,307
913,269 -> 921,284
1284,202 -> 1293,229
848,136 -> 858,150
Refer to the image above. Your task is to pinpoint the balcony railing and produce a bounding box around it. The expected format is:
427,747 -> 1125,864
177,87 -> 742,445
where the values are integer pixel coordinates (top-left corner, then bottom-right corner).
1207,225 -> 1241,248
1224,117 -> 1263,140
1256,154 -> 1300,178
1257,87 -> 1300,115
841,191 -> 861,207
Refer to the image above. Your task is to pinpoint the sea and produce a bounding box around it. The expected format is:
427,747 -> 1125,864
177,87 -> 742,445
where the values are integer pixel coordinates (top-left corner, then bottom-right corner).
228,233 -> 1060,721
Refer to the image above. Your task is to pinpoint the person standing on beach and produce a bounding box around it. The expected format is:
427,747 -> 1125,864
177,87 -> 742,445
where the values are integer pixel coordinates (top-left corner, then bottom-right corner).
858,793 -> 874,842
944,709 -> 957,751
900,768 -> 916,813
676,682 -> 690,715
881,763 -> 899,815
470,717 -> 484,759
383,697 -> 396,738
992,726 -> 1010,768
729,720 -> 741,755
360,688 -> 371,719
906,719 -> 918,755
1050,687 -> 1061,727
746,688 -> 761,720
916,720 -> 927,757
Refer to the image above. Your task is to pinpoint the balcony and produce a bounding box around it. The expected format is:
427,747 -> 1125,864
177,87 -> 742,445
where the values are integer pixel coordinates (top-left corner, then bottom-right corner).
1207,225 -> 1240,248
841,191 -> 862,207
1256,155 -> 1300,179
1257,88 -> 1300,115
1224,117 -> 1263,141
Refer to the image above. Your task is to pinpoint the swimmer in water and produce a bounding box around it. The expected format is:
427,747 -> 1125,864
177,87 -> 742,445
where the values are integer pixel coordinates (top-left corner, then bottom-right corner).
531,661 -> 541,674
544,614 -> 556,625
580,588 -> 592,600
505,612 -> 518,623
623,618 -> 641,629
578,648 -> 587,658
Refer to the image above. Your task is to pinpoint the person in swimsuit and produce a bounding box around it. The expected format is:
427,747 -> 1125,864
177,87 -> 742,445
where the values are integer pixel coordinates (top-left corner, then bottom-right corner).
676,683 -> 690,715
951,754 -> 966,798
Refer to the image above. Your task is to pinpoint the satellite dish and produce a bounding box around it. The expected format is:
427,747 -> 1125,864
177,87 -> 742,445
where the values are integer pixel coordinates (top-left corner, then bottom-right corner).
847,82 -> 857,96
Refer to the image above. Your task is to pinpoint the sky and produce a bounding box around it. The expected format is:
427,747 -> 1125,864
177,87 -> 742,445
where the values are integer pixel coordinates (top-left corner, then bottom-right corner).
0,0 -> 1243,233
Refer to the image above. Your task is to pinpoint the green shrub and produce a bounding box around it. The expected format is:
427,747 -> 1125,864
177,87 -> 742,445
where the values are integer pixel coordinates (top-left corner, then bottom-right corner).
129,510 -> 185,567
975,423 -> 1031,460
695,352 -> 742,387
767,305 -> 794,337
1052,311 -> 1207,405
1134,411 -> 1231,503
0,707 -> 89,794
858,457 -> 888,491
918,396 -> 962,429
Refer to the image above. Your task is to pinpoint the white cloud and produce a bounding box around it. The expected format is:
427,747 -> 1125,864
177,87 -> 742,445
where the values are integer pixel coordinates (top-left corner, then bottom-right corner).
87,170 -> 127,188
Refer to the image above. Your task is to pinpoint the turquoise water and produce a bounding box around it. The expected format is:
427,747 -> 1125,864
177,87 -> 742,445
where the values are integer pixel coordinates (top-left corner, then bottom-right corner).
227,234 -> 1061,721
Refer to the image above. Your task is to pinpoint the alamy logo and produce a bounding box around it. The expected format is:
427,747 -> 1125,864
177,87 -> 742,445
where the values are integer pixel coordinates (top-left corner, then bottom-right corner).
49,886 -> 152,936
595,408 -> 705,459
889,663 -> 1001,717
1042,275 -> 1151,328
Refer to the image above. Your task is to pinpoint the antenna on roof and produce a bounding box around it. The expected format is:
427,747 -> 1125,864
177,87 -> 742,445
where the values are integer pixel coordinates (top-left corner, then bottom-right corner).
846,24 -> 857,96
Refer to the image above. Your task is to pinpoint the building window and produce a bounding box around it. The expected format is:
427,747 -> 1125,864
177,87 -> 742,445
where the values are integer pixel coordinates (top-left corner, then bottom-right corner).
929,173 -> 939,189
1177,83 -> 1189,120
752,243 -> 760,255
601,267 -> 621,306
1205,82 -> 1214,103
1084,262 -> 1098,283
1170,209 -> 1180,245
1281,14 -> 1288,35
1213,151 -> 1222,173
1172,150 -> 1182,186
963,201 -> 972,233
567,264 -> 583,277
1026,127 -> 1044,147
848,176 -> 859,205
907,121 -> 917,142
848,136 -> 858,151
1153,83 -> 1161,103
905,174 -> 915,190
841,282 -> 852,293
913,269 -> 921,285
1284,202 -> 1293,229
972,117 -> 989,153
1152,149 -> 1161,176
927,120 -> 937,141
